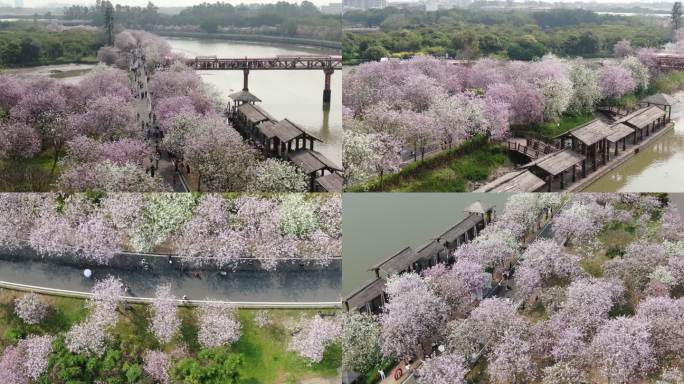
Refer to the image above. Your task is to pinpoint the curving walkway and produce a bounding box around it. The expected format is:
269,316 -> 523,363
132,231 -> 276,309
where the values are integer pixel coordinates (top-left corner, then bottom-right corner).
0,249 -> 341,307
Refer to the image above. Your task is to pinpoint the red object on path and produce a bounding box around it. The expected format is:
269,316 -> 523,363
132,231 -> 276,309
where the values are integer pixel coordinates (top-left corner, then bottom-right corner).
394,367 -> 403,380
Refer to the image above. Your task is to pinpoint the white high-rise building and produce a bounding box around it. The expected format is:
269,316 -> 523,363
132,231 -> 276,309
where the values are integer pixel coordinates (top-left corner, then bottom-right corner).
14,0 -> 23,8
342,0 -> 386,11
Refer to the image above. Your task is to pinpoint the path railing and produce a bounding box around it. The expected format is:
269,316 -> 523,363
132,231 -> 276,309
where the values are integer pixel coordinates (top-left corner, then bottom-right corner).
0,280 -> 341,309
507,138 -> 557,160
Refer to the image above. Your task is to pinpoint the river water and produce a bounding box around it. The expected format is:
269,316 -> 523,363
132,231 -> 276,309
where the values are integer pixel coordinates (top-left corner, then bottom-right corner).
342,193 -> 511,295
166,37 -> 342,165
584,91 -> 684,192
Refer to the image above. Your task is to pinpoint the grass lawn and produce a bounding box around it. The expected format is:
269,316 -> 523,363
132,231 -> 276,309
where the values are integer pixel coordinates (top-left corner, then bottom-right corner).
0,290 -> 341,383
522,113 -> 596,140
347,136 -> 510,192
0,148 -> 60,192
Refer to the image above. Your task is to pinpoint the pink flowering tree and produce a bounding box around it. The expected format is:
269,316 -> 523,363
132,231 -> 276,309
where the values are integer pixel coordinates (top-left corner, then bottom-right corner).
184,119 -> 258,192
399,109 -> 437,162
488,331 -> 536,384
597,64 -> 636,100
77,66 -> 133,103
233,196 -> 294,270
508,81 -> 545,126
422,260 -> 491,316
288,315 -> 341,364
635,296 -> 684,360
417,352 -> 467,384
552,201 -> 607,244
143,350 -> 171,384
0,75 -> 25,114
150,284 -> 181,344
590,317 -> 654,383
70,95 -> 136,139
661,203 -> 683,241
0,334 -> 54,383
197,302 -> 241,348
428,93 -> 488,148
380,273 -> 448,360
516,239 -> 582,301
0,193 -> 44,249
0,120 -> 41,160
455,226 -> 518,274
551,278 -> 624,337
56,160 -> 168,192
603,240 -> 669,291
65,276 -> 123,356
372,132 -> 402,191
468,297 -> 527,348
28,196 -> 124,264
14,292 -> 49,325
613,39 -> 633,57
154,96 -> 198,132
175,194 -> 243,267
21,335 -> 54,381
0,342 -> 28,384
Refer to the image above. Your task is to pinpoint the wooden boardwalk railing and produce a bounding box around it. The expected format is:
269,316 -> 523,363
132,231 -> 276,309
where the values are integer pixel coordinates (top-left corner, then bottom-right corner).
507,138 -> 557,160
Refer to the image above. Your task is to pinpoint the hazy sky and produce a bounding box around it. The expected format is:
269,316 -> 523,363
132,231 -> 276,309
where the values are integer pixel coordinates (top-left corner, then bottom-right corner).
9,0 -> 336,7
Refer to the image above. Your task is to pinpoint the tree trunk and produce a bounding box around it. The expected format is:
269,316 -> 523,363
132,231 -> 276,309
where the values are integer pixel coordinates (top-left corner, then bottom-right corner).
50,143 -> 61,176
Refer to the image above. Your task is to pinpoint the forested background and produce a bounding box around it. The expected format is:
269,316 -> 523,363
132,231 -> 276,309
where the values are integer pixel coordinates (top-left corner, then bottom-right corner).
343,8 -> 671,63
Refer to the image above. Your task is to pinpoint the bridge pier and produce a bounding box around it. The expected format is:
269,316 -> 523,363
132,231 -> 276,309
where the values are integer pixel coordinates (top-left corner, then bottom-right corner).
323,68 -> 334,104
243,69 -> 249,91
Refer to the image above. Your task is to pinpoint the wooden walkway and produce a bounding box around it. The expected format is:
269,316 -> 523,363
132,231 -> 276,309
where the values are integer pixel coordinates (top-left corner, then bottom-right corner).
507,138 -> 557,160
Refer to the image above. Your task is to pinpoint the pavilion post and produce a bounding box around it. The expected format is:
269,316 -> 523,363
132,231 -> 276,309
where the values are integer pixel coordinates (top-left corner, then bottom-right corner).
582,159 -> 586,178
602,139 -> 607,165
323,68 -> 334,103
572,165 -> 576,182
615,142 -> 618,157
623,138 -> 626,151
560,170 -> 565,189
547,175 -> 552,192
242,69 -> 249,91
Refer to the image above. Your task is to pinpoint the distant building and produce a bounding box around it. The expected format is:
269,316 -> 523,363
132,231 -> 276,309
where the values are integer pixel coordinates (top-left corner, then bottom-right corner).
388,1 -> 425,10
320,2 -> 342,14
422,0 -> 473,11
14,0 -> 23,8
343,0 -> 386,11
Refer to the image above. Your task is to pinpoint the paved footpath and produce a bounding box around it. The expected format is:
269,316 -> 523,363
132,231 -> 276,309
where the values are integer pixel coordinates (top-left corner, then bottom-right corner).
131,53 -> 188,192
0,249 -> 341,305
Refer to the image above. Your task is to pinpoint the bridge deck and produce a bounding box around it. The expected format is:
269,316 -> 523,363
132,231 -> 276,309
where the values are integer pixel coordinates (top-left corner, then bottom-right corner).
508,138 -> 557,160
160,55 -> 343,70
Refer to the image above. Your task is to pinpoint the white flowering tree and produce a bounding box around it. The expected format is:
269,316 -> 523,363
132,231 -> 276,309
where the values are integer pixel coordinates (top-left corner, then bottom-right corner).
288,315 -> 341,364
150,284 -> 180,344
14,292 -> 48,325
197,302 -> 241,348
